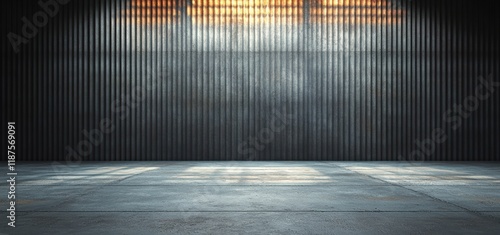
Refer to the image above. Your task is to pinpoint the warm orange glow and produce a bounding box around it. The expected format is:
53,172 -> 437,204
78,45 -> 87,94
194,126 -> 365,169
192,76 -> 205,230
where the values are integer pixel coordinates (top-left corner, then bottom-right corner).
187,6 -> 303,16
124,0 -> 404,25
192,0 -> 302,7
187,0 -> 303,24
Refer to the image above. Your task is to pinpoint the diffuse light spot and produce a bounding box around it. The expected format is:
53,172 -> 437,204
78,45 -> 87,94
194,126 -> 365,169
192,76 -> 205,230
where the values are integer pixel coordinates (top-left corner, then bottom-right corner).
122,0 -> 405,25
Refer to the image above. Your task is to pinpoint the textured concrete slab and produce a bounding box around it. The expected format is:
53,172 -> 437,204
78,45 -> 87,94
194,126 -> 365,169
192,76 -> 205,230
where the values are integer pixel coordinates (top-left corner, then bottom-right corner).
404,185 -> 500,212
14,185 -> 462,212
1,162 -> 499,234
7,212 -> 500,235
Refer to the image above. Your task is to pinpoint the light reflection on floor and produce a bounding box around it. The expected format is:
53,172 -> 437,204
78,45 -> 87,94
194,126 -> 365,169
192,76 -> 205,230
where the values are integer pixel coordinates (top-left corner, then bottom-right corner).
176,166 -> 333,184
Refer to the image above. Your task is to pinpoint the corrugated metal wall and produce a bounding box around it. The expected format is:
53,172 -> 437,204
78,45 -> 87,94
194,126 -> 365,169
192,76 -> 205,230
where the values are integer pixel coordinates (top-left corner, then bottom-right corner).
2,0 -> 499,161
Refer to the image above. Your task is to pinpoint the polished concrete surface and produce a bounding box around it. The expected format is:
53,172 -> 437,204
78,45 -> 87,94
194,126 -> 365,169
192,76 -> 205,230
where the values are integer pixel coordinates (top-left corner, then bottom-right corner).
2,162 -> 500,234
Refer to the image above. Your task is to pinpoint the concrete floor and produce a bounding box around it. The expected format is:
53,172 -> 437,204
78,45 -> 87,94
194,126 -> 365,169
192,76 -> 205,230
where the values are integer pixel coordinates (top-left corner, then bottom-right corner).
2,162 -> 500,234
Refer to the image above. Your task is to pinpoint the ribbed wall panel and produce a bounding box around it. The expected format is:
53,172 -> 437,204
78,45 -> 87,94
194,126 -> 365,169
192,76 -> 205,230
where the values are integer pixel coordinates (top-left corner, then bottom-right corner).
1,0 -> 499,161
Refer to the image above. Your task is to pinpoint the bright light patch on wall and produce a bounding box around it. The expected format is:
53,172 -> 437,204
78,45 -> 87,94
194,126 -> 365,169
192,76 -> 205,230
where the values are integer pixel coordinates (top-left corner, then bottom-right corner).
123,0 -> 404,25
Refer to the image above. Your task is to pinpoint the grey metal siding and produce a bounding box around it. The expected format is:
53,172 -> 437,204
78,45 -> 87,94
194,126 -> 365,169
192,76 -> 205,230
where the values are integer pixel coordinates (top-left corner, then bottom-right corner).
2,0 -> 499,161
